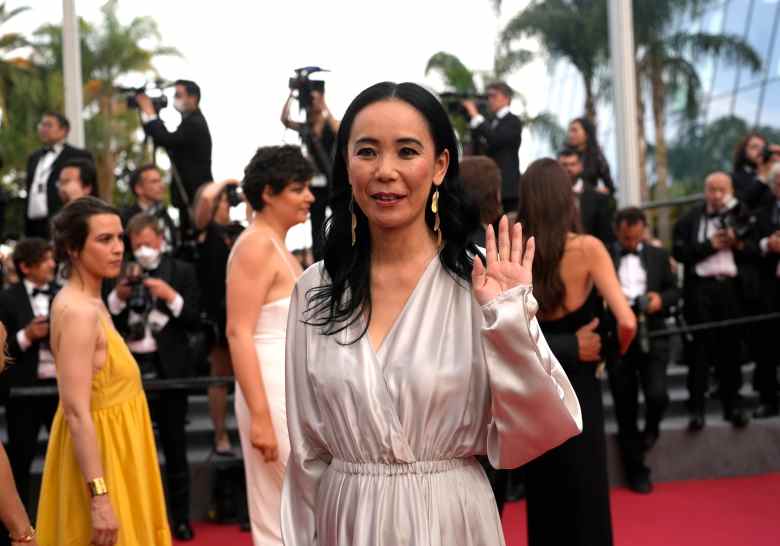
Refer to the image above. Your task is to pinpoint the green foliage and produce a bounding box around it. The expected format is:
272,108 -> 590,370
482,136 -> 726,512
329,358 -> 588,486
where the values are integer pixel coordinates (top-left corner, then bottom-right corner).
0,0 -> 177,205
499,0 -> 610,123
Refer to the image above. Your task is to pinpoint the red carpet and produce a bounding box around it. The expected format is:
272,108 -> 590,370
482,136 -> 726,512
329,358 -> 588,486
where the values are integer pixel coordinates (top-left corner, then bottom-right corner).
179,473 -> 780,546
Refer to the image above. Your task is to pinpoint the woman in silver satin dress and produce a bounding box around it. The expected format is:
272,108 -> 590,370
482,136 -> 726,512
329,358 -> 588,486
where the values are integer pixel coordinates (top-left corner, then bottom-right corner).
281,82 -> 583,546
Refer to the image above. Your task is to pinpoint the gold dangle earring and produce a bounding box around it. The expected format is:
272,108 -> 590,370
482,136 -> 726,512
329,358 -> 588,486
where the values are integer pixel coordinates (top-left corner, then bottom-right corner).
432,187 -> 441,248
350,193 -> 357,247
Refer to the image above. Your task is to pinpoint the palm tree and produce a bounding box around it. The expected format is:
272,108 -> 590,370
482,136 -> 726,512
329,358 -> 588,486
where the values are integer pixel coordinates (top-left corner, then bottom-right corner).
0,2 -> 29,122
425,50 -> 564,152
30,0 -> 179,199
498,0 -> 610,125
634,0 -> 762,241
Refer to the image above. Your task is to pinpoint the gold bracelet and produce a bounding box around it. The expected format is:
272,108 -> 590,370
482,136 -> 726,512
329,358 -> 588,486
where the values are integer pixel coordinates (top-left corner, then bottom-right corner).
9,526 -> 35,543
87,477 -> 108,497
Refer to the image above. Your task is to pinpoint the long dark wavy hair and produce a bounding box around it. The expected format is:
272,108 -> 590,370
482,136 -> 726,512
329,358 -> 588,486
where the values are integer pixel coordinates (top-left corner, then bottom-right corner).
304,82 -> 480,342
732,131 -> 766,172
517,158 -> 578,318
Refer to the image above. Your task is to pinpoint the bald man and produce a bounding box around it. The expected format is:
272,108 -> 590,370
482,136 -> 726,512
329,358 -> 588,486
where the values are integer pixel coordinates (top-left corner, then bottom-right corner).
673,172 -> 755,431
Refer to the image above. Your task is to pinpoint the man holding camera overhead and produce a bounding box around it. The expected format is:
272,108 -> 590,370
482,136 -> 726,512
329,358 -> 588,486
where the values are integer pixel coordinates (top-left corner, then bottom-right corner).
106,212 -> 200,541
673,172 -> 757,432
281,72 -> 339,259
607,208 -> 679,494
0,238 -> 58,517
136,80 -> 213,241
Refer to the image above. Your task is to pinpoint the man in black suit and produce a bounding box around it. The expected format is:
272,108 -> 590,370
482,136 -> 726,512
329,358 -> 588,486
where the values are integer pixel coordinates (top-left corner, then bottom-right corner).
137,80 -> 213,240
673,172 -> 753,431
607,208 -> 679,494
0,238 -> 58,514
559,148 -> 615,245
24,112 -> 93,238
106,213 -> 200,540
750,163 -> 780,418
463,81 -> 523,213
120,164 -> 179,253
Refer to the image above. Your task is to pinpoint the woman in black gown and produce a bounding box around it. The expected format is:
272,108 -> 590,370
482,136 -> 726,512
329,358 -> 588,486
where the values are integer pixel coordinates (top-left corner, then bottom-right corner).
517,159 -> 636,546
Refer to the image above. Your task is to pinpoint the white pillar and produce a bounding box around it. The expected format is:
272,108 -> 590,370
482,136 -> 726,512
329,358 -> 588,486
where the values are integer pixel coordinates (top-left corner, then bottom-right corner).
608,0 -> 641,207
62,0 -> 84,147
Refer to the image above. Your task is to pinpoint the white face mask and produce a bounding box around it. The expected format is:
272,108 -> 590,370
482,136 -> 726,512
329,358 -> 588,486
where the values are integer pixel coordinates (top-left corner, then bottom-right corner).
134,245 -> 161,271
173,98 -> 186,113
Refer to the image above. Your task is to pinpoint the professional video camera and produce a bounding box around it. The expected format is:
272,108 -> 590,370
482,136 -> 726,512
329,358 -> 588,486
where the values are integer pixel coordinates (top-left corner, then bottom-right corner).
439,92 -> 488,120
117,80 -> 171,114
288,66 -> 328,111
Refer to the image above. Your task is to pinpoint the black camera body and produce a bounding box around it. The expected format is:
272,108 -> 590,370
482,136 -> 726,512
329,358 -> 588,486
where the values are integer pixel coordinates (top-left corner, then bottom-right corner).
117,82 -> 169,114
439,92 -> 488,120
289,66 -> 327,111
123,262 -> 153,341
631,294 -> 652,354
715,208 -> 755,240
225,184 -> 243,207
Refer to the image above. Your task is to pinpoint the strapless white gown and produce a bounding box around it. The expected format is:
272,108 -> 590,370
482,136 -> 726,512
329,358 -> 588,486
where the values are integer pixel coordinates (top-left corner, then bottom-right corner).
235,296 -> 291,545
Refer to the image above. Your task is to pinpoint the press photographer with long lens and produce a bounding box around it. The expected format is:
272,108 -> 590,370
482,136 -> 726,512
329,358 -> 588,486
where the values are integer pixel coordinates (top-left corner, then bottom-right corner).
606,208 -> 679,494
106,213 -> 200,540
673,172 -> 756,431
281,68 -> 339,258
135,80 -> 213,244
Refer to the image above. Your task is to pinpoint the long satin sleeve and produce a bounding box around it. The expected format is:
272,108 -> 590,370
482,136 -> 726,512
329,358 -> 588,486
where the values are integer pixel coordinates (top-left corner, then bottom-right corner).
480,284 -> 583,469
281,283 -> 331,546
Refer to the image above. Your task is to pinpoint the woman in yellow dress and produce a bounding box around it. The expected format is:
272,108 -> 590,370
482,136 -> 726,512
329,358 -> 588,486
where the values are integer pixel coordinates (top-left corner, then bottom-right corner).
36,197 -> 171,546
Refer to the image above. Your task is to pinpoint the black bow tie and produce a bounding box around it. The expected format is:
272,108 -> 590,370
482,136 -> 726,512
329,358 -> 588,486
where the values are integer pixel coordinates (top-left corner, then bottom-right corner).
706,211 -> 722,219
42,146 -> 54,154
620,248 -> 640,257
31,287 -> 50,297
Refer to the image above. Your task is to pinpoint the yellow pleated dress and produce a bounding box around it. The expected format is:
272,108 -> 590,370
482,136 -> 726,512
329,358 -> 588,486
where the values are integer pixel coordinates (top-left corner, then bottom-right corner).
36,316 -> 172,546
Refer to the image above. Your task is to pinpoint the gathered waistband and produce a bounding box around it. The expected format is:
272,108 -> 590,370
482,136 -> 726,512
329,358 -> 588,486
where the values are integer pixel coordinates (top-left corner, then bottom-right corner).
330,457 -> 475,476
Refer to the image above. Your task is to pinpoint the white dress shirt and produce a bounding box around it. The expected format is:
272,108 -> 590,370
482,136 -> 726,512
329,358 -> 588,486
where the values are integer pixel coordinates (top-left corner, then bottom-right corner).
27,142 -> 64,220
695,201 -> 738,278
469,105 -> 511,130
618,244 -> 647,301
15,280 -> 56,379
107,288 -> 183,354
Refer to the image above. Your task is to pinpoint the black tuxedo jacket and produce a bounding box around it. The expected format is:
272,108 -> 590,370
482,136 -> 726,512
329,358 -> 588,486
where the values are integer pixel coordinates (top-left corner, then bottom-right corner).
471,112 -> 523,202
609,243 -> 679,331
145,109 -> 213,206
732,168 -> 774,212
111,255 -> 200,378
673,201 -> 763,311
578,186 -> 615,245
24,144 -> 93,226
752,202 -> 780,300
0,283 -> 46,402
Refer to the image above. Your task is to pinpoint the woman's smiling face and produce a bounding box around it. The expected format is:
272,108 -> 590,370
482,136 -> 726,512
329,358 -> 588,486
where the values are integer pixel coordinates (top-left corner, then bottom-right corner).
346,99 -> 449,235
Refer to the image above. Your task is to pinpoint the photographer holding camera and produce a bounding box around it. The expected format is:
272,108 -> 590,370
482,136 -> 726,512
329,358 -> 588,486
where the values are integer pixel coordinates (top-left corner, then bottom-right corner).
673,172 -> 758,432
606,208 -> 679,494
192,179 -> 245,455
136,80 -> 213,242
732,132 -> 780,212
120,164 -> 179,253
0,238 -> 58,517
462,82 -> 523,213
281,70 -> 339,258
106,213 -> 200,540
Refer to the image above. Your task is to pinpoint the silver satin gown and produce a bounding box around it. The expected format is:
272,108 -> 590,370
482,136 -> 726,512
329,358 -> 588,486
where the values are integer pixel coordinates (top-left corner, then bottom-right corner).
281,258 -> 583,546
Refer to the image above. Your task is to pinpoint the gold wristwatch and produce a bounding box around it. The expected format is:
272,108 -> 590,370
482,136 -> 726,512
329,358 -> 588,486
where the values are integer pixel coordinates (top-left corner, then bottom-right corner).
87,477 -> 108,497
